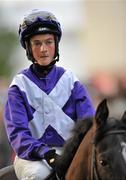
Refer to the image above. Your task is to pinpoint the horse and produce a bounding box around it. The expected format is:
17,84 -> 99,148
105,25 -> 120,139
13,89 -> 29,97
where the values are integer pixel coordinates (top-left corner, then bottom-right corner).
47,99 -> 126,180
0,99 -> 126,180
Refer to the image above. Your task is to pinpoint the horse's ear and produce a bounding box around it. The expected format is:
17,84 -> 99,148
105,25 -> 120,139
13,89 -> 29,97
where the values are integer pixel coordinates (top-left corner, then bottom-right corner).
121,111 -> 126,124
95,99 -> 109,127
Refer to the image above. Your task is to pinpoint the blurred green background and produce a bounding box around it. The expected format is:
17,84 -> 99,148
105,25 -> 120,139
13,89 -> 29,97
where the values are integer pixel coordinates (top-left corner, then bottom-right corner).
0,27 -> 17,77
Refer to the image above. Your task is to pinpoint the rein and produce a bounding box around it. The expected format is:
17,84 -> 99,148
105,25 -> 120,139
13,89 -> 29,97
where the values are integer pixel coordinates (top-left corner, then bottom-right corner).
91,129 -> 126,180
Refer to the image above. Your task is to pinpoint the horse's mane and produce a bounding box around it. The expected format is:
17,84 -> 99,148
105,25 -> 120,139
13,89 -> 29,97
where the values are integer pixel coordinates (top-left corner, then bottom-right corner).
56,118 -> 93,178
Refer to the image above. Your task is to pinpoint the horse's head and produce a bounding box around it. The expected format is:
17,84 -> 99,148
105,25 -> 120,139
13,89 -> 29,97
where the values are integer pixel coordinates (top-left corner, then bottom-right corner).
57,99 -> 126,180
93,99 -> 126,180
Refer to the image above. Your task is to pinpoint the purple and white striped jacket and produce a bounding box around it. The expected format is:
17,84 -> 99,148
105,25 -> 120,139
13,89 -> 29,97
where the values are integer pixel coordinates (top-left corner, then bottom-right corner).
4,65 -> 95,161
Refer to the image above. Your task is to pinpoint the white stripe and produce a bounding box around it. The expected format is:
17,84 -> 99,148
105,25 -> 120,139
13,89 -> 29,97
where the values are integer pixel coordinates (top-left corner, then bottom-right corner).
49,70 -> 78,107
10,72 -> 77,140
121,142 -> 126,163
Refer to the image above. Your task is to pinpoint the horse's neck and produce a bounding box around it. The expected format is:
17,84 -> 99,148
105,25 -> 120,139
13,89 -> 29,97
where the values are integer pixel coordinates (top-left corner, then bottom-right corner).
66,127 -> 94,180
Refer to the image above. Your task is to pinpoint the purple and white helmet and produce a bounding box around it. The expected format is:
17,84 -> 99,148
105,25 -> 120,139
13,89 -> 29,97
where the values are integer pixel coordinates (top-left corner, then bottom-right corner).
19,9 -> 62,62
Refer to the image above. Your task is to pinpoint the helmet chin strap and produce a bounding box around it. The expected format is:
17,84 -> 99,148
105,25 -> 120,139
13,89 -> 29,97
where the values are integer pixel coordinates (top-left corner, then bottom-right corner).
32,60 -> 56,78
34,58 -> 57,69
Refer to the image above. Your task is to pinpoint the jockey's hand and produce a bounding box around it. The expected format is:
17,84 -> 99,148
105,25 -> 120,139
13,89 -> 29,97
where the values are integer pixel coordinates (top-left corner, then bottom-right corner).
44,149 -> 60,169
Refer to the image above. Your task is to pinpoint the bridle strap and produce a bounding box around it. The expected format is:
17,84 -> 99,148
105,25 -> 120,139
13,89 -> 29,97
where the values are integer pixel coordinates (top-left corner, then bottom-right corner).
92,129 -> 126,180
56,173 -> 61,180
91,146 -> 99,180
104,130 -> 126,136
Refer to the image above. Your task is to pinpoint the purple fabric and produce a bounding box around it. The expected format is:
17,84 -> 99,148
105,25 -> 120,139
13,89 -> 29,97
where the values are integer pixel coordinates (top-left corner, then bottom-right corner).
63,81 -> 95,120
4,65 -> 95,161
40,125 -> 64,146
22,65 -> 65,94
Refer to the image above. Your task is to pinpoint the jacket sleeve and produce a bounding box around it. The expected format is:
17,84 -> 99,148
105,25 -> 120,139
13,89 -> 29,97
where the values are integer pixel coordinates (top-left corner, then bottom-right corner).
73,81 -> 95,120
4,85 -> 51,161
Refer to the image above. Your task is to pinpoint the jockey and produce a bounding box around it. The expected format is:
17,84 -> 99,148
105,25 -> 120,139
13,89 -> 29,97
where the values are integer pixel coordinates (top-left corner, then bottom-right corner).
4,9 -> 95,180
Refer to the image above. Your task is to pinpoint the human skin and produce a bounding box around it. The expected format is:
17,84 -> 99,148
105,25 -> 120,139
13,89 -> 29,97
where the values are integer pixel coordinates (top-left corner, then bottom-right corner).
30,34 -> 55,66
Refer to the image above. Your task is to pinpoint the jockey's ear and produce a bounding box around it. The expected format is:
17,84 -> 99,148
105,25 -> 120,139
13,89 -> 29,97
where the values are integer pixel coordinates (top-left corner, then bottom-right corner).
95,99 -> 109,127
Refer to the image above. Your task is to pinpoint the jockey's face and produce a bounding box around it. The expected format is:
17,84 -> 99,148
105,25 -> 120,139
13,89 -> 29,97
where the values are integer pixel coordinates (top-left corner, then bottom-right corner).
30,34 -> 55,66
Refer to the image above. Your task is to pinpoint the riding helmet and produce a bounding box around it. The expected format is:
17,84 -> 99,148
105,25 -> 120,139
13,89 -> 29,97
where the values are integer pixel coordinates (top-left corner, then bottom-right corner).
18,9 -> 62,62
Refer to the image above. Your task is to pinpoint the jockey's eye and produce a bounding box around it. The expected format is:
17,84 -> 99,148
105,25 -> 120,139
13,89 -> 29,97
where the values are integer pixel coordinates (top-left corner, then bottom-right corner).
32,41 -> 41,47
30,39 -> 55,48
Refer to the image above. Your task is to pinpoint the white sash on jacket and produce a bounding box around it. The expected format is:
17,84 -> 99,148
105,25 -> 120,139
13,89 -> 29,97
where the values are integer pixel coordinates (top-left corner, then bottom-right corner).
10,70 -> 78,140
